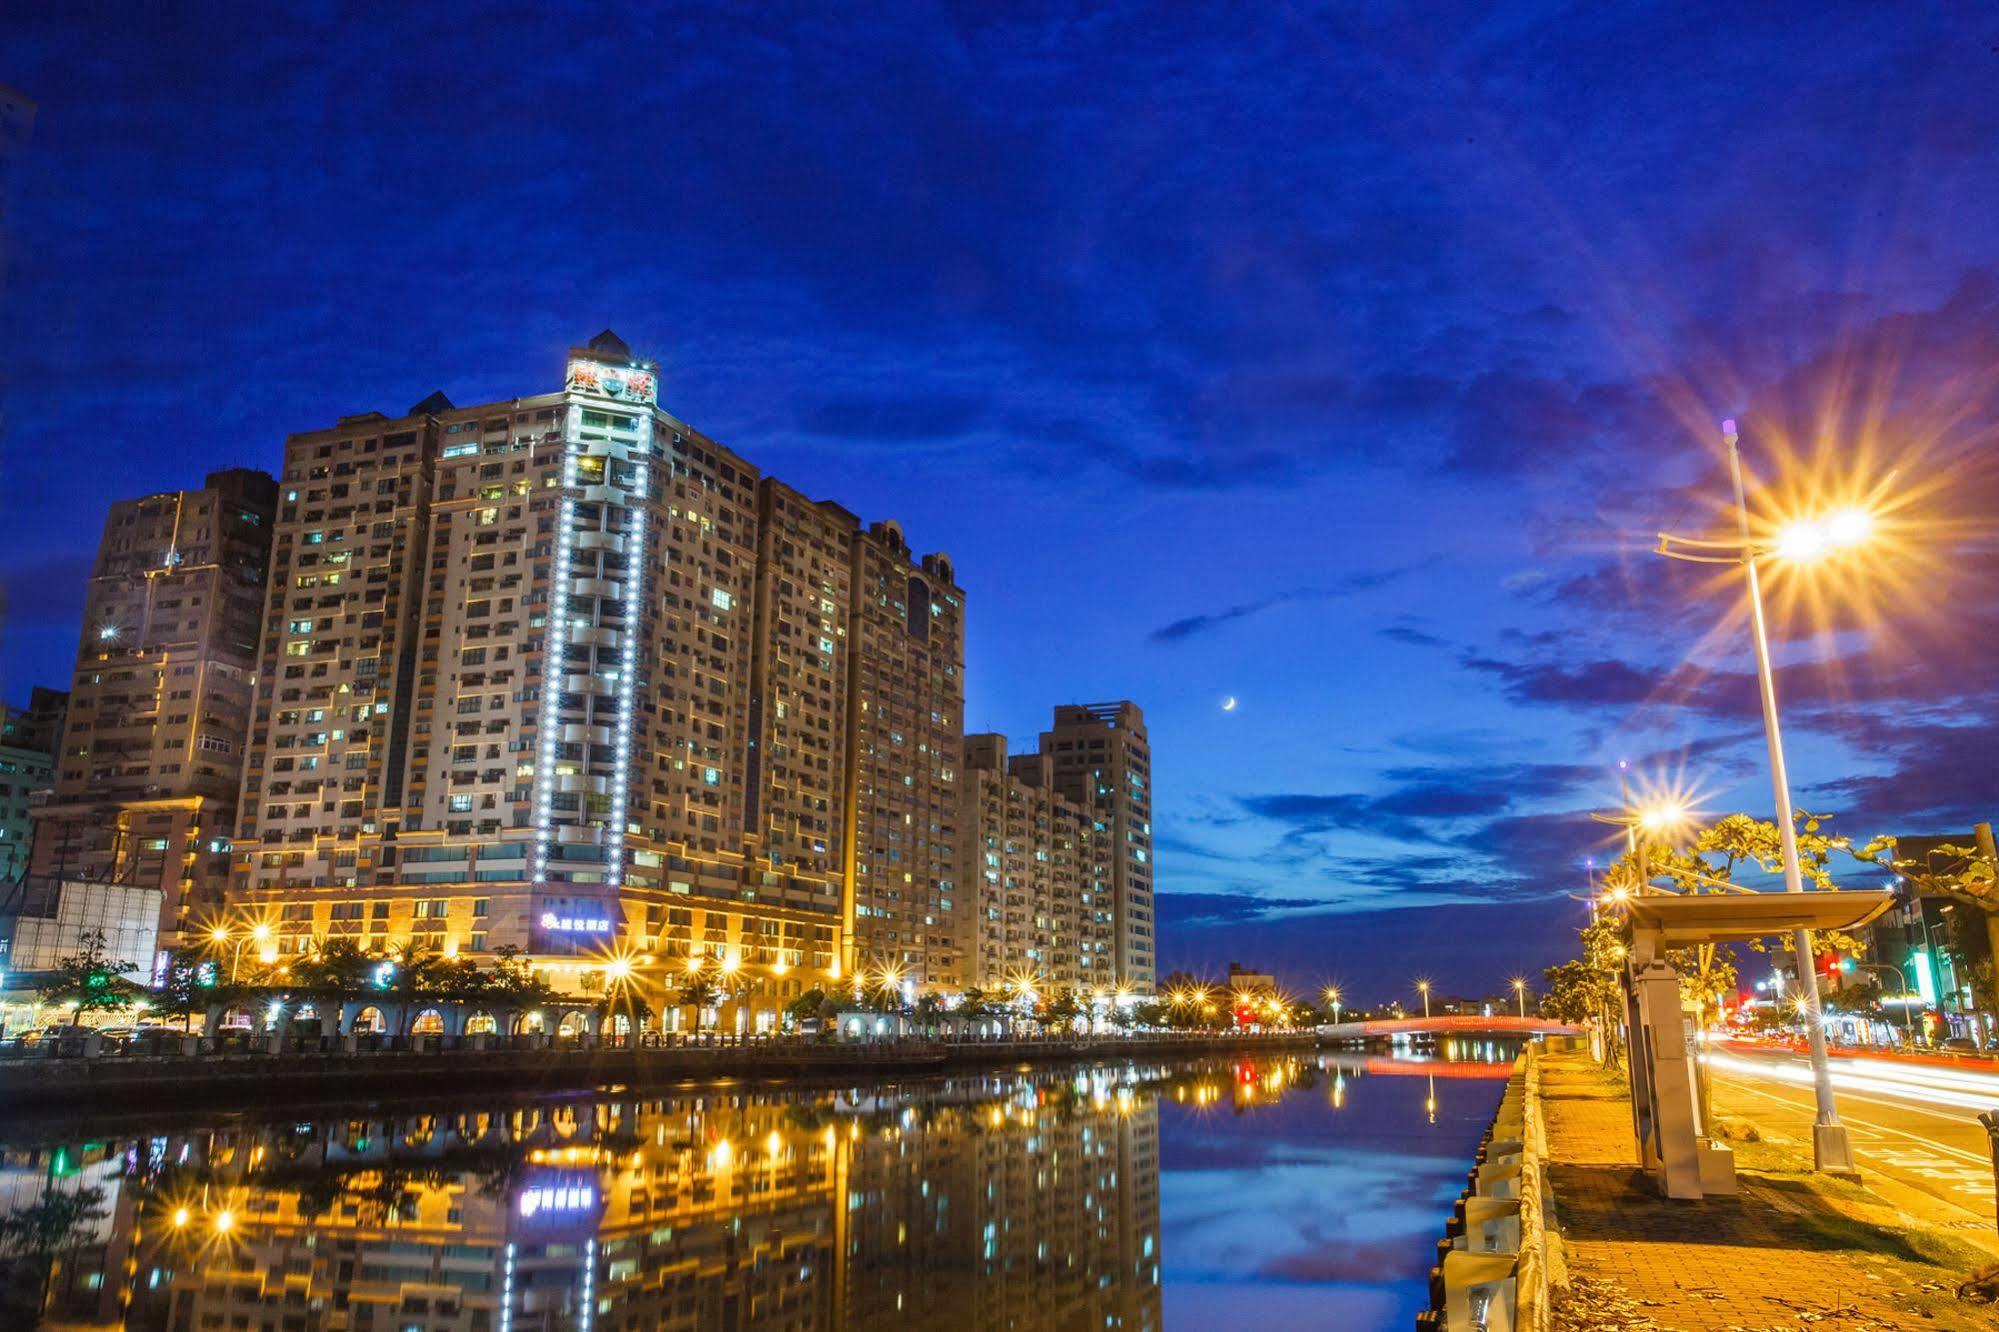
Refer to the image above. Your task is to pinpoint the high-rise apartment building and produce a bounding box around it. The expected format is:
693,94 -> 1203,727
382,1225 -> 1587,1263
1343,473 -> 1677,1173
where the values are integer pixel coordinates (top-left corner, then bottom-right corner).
232,333 -> 966,1021
0,687 -> 64,880
959,732 -> 1115,994
1014,702 -> 1155,992
843,522 -> 965,988
28,469 -> 275,947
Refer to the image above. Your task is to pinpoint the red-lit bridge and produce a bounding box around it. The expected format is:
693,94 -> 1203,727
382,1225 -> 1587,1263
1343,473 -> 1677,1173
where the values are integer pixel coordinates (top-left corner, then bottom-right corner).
1318,1014 -> 1582,1041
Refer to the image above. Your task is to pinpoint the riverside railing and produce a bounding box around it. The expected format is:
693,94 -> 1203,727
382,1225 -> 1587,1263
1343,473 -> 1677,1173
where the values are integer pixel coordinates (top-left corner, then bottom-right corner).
1417,1041 -> 1563,1332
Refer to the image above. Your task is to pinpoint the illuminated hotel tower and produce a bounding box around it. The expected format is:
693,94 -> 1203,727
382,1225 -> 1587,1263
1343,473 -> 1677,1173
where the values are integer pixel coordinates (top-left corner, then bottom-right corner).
233,333 -> 965,1017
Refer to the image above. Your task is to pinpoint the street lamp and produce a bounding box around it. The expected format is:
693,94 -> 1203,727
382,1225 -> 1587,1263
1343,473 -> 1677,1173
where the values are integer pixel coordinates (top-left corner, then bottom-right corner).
1415,979 -> 1431,1021
1324,986 -> 1342,1026
1510,977 -> 1528,1020
1654,417 -> 1871,1176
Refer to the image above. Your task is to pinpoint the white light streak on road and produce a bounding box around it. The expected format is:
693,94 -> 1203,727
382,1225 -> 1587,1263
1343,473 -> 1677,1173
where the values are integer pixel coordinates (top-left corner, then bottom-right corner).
1711,1050 -> 1999,1114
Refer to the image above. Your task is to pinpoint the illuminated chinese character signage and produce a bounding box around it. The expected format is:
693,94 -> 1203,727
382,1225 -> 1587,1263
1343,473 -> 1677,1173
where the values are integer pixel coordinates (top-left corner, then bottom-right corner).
540,911 -> 611,933
566,356 -> 656,406
518,1182 -> 597,1218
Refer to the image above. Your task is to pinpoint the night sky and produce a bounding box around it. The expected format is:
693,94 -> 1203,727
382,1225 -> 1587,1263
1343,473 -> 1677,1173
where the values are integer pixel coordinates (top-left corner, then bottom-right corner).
4,5 -> 1995,1003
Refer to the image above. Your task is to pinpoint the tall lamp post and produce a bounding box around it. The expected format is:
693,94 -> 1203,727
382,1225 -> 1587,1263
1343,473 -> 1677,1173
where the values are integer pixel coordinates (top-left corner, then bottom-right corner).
1324,986 -> 1342,1027
1511,978 -> 1528,1020
1655,418 -> 1870,1175
1415,979 -> 1431,1021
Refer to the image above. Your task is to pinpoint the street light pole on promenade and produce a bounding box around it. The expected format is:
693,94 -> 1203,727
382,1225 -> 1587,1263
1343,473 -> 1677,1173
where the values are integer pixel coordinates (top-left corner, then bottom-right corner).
1654,418 -> 1859,1175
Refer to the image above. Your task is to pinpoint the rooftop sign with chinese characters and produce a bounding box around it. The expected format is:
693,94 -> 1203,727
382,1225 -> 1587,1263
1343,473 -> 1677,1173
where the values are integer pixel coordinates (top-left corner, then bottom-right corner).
565,356 -> 656,407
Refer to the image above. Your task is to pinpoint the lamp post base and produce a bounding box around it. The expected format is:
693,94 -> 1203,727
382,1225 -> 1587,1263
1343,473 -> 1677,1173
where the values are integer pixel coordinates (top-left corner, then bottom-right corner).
1814,1122 -> 1860,1179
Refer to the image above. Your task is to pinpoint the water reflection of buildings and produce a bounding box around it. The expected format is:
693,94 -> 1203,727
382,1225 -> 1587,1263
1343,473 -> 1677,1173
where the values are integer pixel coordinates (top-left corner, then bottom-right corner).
5,1070 -> 1164,1331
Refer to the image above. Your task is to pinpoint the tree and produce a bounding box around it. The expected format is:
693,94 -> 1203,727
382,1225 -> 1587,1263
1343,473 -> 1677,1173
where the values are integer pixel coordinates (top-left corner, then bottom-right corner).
288,938 -> 375,998
1539,914 -> 1628,1064
0,1184 -> 109,1322
785,988 -> 829,1024
1036,987 -> 1083,1029
39,929 -> 139,1018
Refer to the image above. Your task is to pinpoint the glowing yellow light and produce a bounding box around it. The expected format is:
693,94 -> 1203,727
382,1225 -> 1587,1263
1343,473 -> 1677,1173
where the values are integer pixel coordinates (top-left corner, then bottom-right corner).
213,1209 -> 235,1234
172,1207 -> 191,1228
257,947 -> 277,965
1775,519 -> 1830,562
1824,507 -> 1872,547
684,956 -> 703,975
765,1130 -> 784,1158
772,959 -> 791,977
251,922 -> 271,942
1637,801 -> 1686,833
606,958 -> 632,982
720,953 -> 741,975
209,927 -> 229,944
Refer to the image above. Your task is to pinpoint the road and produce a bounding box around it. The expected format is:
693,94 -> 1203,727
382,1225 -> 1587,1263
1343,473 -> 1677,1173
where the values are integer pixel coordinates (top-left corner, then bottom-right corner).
1710,1043 -> 1999,1226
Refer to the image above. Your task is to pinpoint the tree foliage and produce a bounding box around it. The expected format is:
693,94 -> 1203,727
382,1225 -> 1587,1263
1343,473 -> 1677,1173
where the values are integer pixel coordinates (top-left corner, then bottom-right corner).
39,929 -> 139,1016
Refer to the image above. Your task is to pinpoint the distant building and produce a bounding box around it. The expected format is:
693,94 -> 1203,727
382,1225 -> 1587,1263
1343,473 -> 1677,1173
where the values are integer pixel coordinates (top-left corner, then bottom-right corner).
1013,703 -> 1155,993
0,687 -> 65,880
959,733 -> 1116,994
1224,962 -> 1277,994
28,468 -> 276,954
1847,830 -> 1994,1040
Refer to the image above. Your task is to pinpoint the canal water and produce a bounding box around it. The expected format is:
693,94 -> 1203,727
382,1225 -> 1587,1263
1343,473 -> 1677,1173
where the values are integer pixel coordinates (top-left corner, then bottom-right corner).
0,1043 -> 1512,1329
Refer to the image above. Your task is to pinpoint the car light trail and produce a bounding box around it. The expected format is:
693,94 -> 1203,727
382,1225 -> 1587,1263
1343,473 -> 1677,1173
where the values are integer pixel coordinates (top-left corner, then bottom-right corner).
1710,1051 -> 1999,1113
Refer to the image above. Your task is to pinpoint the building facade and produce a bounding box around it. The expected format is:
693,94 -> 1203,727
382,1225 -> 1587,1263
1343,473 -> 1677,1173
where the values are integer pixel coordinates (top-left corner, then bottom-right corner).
0,687 -> 64,881
1014,702 -> 1156,993
27,469 -> 275,951
231,334 -> 968,1020
959,732 -> 1115,995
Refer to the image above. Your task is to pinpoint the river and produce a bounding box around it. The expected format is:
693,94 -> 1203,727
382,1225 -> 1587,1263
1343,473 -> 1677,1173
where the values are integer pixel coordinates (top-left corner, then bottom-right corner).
0,1041 -> 1514,1329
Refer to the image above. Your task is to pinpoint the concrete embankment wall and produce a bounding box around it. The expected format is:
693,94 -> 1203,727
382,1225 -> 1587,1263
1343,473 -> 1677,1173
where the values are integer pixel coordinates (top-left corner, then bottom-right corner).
1417,1040 -> 1569,1331
0,1032 -> 1322,1115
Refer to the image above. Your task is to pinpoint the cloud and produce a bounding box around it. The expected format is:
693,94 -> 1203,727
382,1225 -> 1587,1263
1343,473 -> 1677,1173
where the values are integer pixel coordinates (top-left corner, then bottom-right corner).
1379,624 -> 1448,649
1806,721 -> 1998,830
1156,894 -> 1582,997
1149,567 -> 1420,644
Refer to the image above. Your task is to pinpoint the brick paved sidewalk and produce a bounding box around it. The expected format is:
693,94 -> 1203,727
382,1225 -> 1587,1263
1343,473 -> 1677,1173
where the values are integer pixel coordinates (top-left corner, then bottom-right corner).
1541,1047 -> 1999,1330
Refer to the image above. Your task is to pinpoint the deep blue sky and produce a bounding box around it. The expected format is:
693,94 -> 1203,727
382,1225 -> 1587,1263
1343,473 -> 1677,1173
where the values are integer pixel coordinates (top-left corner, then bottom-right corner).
4,4 -> 1996,1003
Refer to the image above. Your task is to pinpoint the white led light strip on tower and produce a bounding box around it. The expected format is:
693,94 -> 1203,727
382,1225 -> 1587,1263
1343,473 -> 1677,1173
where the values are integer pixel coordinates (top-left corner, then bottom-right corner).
604,442 -> 649,890
530,416 -> 583,884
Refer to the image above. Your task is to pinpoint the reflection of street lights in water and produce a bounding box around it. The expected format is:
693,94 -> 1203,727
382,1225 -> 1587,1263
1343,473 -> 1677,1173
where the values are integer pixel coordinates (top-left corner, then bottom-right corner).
1425,1074 -> 1437,1124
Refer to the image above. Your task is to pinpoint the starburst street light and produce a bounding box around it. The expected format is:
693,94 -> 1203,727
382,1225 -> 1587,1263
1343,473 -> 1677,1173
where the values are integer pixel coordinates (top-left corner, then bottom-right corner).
1415,978 -> 1431,1021
1510,977 -> 1529,1020
1651,417 -> 1875,1177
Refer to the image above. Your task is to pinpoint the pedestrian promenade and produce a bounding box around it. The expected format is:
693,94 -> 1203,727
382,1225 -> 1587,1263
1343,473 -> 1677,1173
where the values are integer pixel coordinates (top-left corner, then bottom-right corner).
1540,1046 -> 1999,1330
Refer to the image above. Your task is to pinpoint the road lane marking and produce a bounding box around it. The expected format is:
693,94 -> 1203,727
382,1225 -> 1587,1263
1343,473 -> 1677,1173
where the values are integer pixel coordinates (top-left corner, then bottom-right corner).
1716,1075 -> 1997,1177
